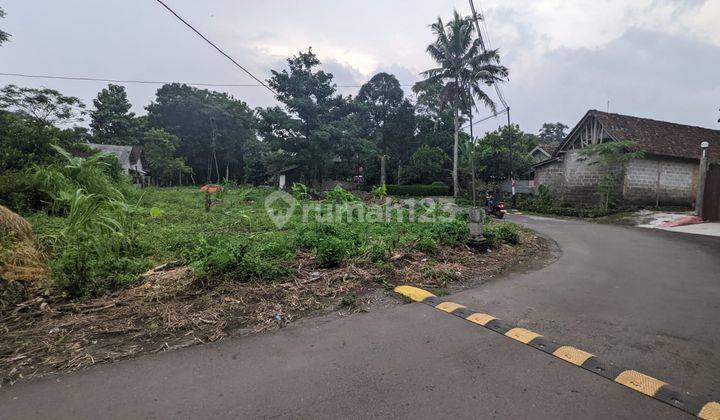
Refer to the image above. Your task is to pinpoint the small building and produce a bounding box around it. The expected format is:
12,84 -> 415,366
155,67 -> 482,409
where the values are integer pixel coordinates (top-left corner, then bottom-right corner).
87,143 -> 147,184
277,165 -> 301,189
532,110 -> 720,207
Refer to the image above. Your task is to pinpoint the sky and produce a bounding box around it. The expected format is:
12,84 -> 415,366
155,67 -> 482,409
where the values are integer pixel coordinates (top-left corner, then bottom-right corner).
1,0 -> 719,136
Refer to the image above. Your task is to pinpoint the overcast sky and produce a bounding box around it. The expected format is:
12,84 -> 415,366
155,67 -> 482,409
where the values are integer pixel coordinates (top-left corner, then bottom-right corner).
1,0 -> 719,136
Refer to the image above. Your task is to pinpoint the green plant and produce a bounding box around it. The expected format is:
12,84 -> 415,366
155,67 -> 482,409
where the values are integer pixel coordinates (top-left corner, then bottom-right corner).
315,236 -> 355,267
325,184 -> 359,204
386,184 -> 451,197
371,184 -> 387,199
483,222 -> 520,247
291,182 -> 310,200
579,140 -> 644,212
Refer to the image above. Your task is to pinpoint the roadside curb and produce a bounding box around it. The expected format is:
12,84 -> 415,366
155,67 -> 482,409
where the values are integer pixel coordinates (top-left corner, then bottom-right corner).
394,285 -> 720,419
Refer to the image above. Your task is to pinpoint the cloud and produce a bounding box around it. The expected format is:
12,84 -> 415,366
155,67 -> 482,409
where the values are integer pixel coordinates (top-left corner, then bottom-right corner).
0,0 -> 717,133
504,28 -> 720,135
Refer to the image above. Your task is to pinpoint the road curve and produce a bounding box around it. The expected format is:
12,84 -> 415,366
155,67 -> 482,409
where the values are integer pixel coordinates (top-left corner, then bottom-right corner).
1,216 -> 719,419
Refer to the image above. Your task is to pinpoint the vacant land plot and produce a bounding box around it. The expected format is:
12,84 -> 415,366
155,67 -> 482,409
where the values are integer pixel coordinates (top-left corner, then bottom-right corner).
1,186 -> 552,385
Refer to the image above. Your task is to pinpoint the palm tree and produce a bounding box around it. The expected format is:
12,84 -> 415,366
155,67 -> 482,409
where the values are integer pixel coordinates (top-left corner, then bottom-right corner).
419,10 -> 508,197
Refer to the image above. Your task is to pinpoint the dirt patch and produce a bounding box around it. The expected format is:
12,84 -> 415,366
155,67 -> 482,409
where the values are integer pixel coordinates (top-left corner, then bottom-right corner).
0,231 -> 555,386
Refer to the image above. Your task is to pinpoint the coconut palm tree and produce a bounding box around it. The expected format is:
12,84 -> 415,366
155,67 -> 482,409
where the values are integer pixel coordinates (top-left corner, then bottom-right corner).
418,10 -> 508,197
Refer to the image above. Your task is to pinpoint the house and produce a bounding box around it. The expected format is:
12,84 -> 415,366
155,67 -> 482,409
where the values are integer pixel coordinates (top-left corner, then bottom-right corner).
87,143 -> 147,184
532,110 -> 720,207
528,143 -> 555,163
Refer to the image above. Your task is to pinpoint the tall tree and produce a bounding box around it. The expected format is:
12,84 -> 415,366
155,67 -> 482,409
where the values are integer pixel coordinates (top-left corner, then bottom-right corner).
0,85 -> 85,126
418,10 -> 508,197
90,84 -> 138,145
357,72 -> 404,186
538,122 -> 569,145
385,99 -> 417,184
0,7 -> 10,46
147,83 -> 257,183
259,49 -> 368,186
141,128 -> 191,185
475,124 -> 537,181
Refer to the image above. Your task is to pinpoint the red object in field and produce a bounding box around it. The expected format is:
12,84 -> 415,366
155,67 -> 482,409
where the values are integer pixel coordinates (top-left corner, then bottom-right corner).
498,202 -> 505,209
200,184 -> 223,193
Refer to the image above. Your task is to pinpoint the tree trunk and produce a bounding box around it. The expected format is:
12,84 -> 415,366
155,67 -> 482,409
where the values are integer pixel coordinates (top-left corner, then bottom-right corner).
453,108 -> 460,198
380,154 -> 387,186
397,162 -> 402,186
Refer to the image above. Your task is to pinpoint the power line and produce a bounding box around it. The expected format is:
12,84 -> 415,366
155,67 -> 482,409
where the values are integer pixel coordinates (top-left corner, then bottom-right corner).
153,0 -> 277,96
0,72 -> 416,88
461,107 -> 507,130
468,0 -> 509,111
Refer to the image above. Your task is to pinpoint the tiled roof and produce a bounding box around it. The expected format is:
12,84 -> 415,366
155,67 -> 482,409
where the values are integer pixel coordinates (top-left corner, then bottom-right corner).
571,110 -> 720,160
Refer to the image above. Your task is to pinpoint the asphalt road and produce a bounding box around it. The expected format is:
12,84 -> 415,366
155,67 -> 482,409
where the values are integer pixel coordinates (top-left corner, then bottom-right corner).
2,216 -> 719,419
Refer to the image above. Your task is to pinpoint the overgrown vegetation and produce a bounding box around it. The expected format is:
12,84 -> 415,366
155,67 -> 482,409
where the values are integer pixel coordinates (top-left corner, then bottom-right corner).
13,169 -> 531,300
386,183 -> 451,197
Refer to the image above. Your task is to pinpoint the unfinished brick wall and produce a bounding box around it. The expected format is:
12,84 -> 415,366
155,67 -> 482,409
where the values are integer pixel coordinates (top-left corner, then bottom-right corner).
534,162 -> 564,191
623,157 -> 697,205
533,152 -> 698,206
560,150 -> 619,204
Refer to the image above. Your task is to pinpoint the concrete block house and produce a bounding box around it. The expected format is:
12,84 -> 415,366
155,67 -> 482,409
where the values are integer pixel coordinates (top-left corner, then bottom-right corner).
532,110 -> 720,207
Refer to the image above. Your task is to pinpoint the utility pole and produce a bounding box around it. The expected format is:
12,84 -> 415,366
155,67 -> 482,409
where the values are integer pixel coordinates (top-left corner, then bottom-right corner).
469,0 -> 515,202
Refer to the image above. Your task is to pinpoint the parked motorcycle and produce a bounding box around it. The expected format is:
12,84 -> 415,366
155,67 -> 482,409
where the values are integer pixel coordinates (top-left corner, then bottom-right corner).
485,200 -> 507,219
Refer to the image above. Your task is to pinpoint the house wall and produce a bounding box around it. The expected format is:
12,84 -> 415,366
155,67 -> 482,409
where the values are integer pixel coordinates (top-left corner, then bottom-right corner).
560,150 -> 619,204
534,162 -> 564,192
534,151 -> 616,205
623,157 -> 697,205
534,151 -> 699,206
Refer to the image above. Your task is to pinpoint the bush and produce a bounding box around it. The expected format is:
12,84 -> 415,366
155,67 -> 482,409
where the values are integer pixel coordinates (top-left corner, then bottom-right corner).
325,184 -> 360,203
483,222 -> 520,247
51,236 -> 150,297
316,236 -> 356,267
291,182 -> 310,200
0,171 -> 47,214
190,235 -> 291,282
386,184 -> 451,197
297,222 -> 363,266
371,184 -> 387,199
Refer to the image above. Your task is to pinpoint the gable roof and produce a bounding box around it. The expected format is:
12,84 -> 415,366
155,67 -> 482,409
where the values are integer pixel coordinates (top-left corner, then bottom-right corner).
528,144 -> 552,159
87,143 -> 143,166
556,110 -> 720,160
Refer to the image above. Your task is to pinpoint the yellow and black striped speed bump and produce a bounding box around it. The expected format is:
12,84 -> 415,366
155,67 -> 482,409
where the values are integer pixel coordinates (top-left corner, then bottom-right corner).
395,285 -> 720,419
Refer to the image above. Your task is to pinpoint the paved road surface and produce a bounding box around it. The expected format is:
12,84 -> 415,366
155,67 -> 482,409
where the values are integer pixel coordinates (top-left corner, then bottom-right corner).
2,216 -> 719,419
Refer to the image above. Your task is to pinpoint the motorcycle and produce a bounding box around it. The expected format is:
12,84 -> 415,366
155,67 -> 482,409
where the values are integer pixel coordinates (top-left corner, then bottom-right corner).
485,200 -> 507,219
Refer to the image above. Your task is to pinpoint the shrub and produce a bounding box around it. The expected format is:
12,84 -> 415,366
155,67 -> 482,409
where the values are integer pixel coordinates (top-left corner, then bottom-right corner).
297,222 -> 364,266
190,236 -> 291,282
325,184 -> 360,203
483,222 -> 520,247
291,182 -> 310,200
51,240 -> 150,297
316,236 -> 356,267
371,184 -> 387,199
431,219 -> 469,246
416,235 -> 439,254
386,184 -> 451,197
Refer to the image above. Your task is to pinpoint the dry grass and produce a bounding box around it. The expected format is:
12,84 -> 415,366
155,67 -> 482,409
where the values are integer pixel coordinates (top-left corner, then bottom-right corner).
0,205 -> 50,306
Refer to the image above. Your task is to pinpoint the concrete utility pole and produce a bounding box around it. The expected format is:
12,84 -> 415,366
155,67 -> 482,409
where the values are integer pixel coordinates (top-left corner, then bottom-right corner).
696,141 -> 710,219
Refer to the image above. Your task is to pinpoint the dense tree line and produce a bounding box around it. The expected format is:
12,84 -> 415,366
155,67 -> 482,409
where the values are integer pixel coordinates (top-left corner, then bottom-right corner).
0,9 -> 570,206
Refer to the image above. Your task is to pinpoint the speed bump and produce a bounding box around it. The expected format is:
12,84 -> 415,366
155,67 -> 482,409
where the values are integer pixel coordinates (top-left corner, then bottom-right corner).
394,285 -> 719,419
